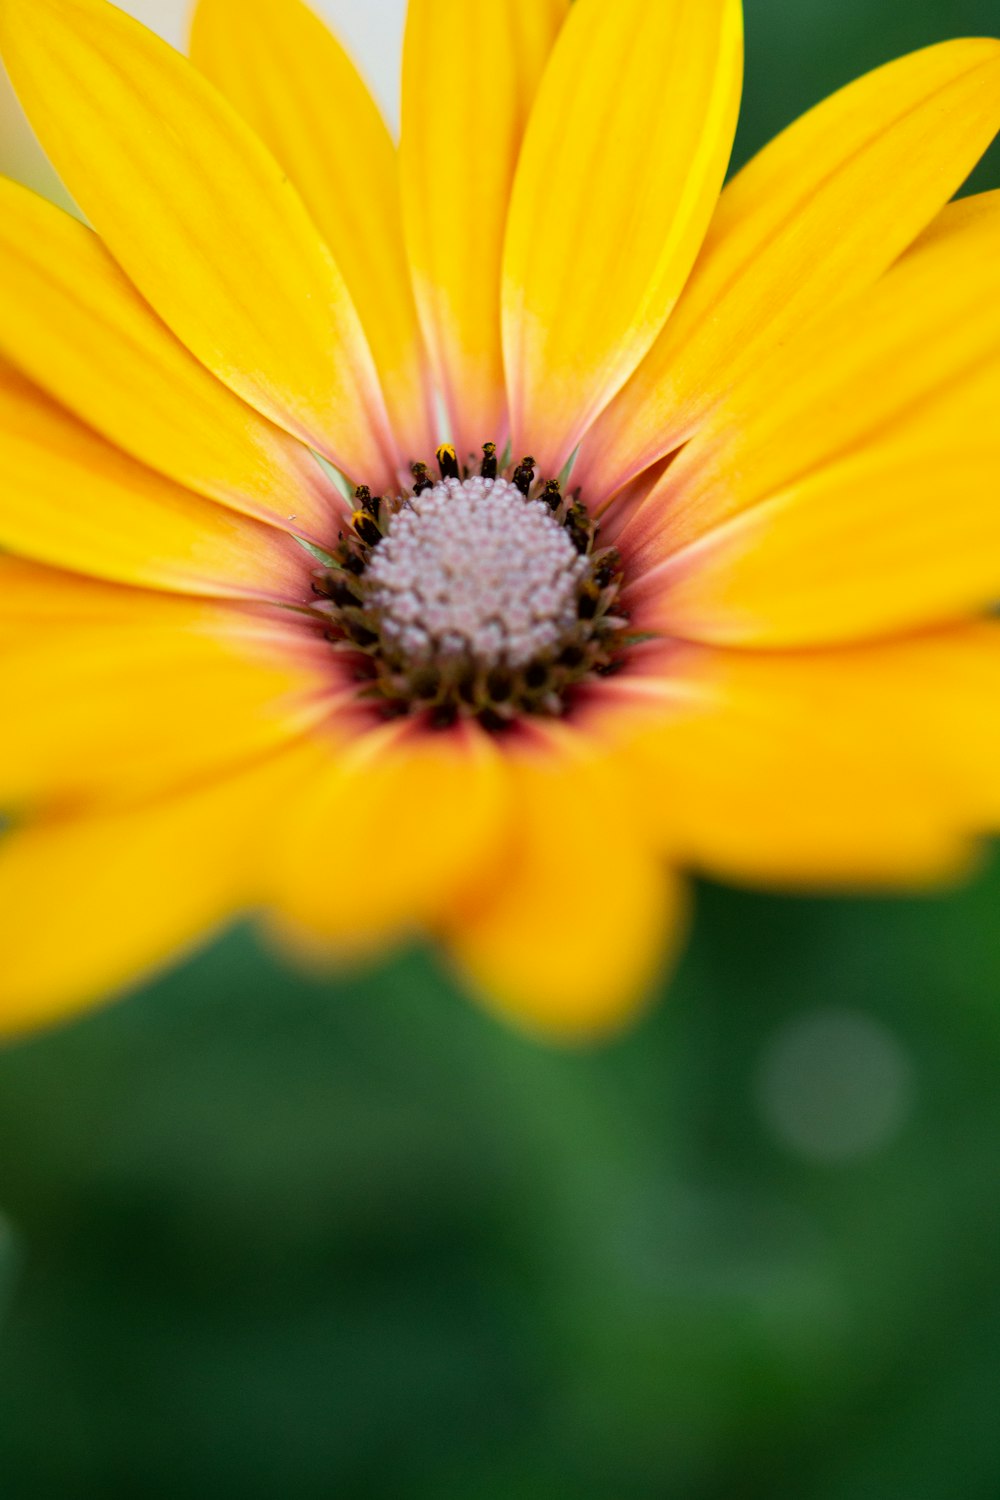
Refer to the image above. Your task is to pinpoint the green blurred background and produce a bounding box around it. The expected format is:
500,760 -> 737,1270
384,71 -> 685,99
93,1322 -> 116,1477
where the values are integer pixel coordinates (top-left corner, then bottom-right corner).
2,1 -> 999,1495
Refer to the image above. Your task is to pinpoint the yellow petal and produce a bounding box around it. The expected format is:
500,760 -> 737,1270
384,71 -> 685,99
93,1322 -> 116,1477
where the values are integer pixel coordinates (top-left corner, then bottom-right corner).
445,729 -> 685,1042
190,0 -> 435,466
580,38 -> 1000,501
399,0 -> 568,460
502,0 -> 742,476
0,176 -> 340,543
0,359 -> 311,601
0,748 -> 311,1038
0,587 -> 339,810
621,629 -> 1000,888
0,556 -> 220,644
627,195 -> 1000,645
0,0 -> 396,487
906,184 -> 1000,252
268,720 -> 509,961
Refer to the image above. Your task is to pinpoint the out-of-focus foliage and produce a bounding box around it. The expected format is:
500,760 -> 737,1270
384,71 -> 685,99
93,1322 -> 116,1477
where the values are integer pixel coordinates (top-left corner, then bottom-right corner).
1,1 -> 999,1495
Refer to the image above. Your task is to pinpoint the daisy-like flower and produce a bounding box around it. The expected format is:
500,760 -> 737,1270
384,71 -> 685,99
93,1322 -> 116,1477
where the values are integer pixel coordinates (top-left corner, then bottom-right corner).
1,0 -> 999,1043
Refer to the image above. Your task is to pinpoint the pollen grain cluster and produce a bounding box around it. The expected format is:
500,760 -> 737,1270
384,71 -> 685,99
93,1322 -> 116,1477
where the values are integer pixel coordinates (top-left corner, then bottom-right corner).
311,445 -> 629,728
367,475 -> 586,670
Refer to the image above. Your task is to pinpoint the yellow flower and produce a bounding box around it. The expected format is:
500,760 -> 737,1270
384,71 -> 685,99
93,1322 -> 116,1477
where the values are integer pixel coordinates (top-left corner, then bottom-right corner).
0,0 -> 999,1043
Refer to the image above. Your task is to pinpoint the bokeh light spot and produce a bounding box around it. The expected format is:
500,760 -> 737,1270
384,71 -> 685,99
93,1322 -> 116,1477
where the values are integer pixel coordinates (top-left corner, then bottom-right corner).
754,1007 -> 915,1163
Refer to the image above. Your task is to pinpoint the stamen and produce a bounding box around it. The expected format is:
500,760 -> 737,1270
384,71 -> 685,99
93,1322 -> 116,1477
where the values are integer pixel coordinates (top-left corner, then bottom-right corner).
411,461 -> 433,495
312,450 -> 628,727
356,485 -> 381,521
512,455 -> 535,496
436,443 -> 460,481
564,501 -> 590,554
352,510 -> 382,548
593,549 -> 621,588
577,581 -> 601,619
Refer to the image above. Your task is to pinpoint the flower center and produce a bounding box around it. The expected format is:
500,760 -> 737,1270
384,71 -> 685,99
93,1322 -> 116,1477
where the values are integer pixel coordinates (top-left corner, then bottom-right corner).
312,445 -> 628,729
368,475 -> 585,669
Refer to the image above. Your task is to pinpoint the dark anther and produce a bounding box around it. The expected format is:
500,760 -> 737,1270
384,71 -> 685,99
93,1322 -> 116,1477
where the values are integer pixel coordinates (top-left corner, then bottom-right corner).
577,584 -> 600,620
355,485 -> 381,521
558,643 -> 585,669
410,666 -> 442,701
330,577 -> 362,610
593,549 -> 621,588
458,671 -> 478,705
480,442 -> 498,480
311,576 -> 333,598
567,521 -> 589,555
512,456 -> 536,496
353,511 -> 382,548
346,621 -> 379,648
478,708 -> 511,734
436,443 -> 460,480
524,662 -> 549,691
430,703 -> 459,730
342,552 -> 365,576
411,461 -> 434,495
542,479 -> 562,510
486,668 -> 513,702
565,504 -> 590,555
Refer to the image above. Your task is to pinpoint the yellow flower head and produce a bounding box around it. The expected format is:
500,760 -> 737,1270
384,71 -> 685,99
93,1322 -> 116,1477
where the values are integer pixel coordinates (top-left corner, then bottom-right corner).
0,0 -> 999,1041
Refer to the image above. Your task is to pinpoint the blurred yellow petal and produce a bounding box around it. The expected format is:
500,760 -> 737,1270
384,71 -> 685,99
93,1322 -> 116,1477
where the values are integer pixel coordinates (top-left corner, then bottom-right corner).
0,556 -> 241,641
0,0 -> 396,486
627,198 -> 1000,645
502,0 -> 742,476
0,176 -> 340,543
0,593 -> 338,810
581,38 -> 1000,500
0,360 -> 311,601
400,0 -> 568,459
0,748 -> 311,1038
0,557 -> 155,643
446,733 -> 685,1042
622,630 -> 1000,887
190,0 -> 434,466
269,721 -> 509,961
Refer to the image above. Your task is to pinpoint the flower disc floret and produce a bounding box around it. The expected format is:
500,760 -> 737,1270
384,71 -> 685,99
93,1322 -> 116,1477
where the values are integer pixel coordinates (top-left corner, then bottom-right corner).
367,475 -> 587,669
312,449 -> 628,726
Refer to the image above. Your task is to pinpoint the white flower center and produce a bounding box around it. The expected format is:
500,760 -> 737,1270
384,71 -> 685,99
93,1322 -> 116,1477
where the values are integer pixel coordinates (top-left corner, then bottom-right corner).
365,475 -> 588,670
